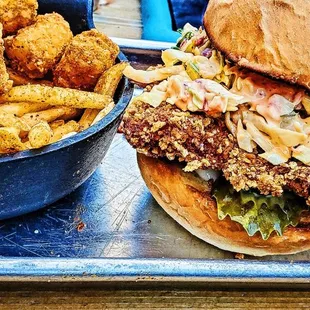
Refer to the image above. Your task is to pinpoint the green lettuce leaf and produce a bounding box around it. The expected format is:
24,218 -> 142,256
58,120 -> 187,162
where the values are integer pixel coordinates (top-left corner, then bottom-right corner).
213,181 -> 307,240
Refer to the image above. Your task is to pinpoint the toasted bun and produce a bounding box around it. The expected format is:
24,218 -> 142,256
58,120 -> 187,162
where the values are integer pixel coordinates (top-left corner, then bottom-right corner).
137,153 -> 310,256
204,0 -> 310,90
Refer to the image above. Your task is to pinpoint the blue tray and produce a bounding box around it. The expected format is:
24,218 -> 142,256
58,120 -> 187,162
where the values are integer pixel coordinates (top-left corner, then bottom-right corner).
1,134 -> 310,287
1,1 -> 310,288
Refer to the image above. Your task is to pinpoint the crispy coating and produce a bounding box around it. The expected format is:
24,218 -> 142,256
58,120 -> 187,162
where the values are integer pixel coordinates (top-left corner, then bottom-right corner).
121,100 -> 236,172
0,0 -> 38,36
53,29 -> 119,90
0,25 -> 12,94
122,100 -> 310,204
4,13 -> 73,79
222,149 -> 310,205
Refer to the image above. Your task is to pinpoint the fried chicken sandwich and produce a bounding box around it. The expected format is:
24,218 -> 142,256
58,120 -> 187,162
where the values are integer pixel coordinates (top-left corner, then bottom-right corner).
121,0 -> 310,256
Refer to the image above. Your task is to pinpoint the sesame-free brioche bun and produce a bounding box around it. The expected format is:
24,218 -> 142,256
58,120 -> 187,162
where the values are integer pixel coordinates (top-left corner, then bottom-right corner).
204,0 -> 310,90
137,153 -> 310,256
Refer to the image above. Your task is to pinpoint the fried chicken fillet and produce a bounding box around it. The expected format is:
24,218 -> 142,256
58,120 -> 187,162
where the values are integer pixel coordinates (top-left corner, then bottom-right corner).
0,24 -> 12,94
53,29 -> 119,90
121,101 -> 310,205
4,13 -> 73,79
0,0 -> 38,36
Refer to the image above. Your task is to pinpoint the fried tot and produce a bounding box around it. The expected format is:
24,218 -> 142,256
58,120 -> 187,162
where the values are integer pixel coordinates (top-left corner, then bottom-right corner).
0,0 -> 38,36
53,29 -> 119,90
0,127 -> 26,153
21,106 -> 80,127
0,85 -> 113,109
4,13 -> 73,79
0,25 -> 13,95
28,121 -> 53,148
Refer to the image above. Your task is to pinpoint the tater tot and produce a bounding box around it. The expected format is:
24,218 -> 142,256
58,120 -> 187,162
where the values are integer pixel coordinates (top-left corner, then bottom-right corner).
53,29 -> 120,90
4,13 -> 73,79
0,0 -> 38,36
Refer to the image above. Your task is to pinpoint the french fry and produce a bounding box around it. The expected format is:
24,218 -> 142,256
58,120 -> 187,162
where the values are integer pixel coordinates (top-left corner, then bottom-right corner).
0,85 -> 113,109
60,131 -> 77,140
94,62 -> 127,96
78,62 -> 126,131
0,112 -> 30,132
78,109 -> 100,132
0,102 -> 51,117
7,68 -> 53,87
50,120 -> 80,143
92,101 -> 115,125
21,106 -> 80,128
28,121 -> 53,148
49,119 -> 65,130
23,141 -> 32,149
0,127 -> 26,154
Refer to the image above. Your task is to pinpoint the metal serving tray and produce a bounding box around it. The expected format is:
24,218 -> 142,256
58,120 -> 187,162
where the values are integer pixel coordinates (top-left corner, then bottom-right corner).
0,42 -> 310,288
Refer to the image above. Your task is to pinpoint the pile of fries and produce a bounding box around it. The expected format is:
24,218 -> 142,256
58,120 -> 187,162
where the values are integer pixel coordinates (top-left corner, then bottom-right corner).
0,1 -> 127,155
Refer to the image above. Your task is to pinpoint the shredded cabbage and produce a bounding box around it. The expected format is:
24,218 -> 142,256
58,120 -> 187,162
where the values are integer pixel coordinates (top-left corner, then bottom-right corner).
256,94 -> 296,124
176,23 -> 210,54
161,49 -> 193,67
236,120 -> 254,153
259,148 -> 291,166
131,90 -> 167,108
123,65 -> 187,83
293,145 -> 310,165
184,61 -> 200,80
302,95 -> 310,114
225,112 -> 237,137
245,122 -> 275,153
243,111 -> 307,147
193,52 -> 223,79
161,49 -> 224,80
199,79 -> 245,104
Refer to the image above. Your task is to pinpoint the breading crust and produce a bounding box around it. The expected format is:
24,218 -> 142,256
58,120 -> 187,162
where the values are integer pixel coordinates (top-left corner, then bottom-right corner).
53,29 -> 119,90
121,100 -> 236,172
121,100 -> 310,204
0,0 -> 38,36
4,13 -> 73,79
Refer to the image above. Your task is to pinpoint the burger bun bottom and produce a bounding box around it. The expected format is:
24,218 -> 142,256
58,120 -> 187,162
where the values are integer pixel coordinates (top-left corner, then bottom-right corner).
137,153 -> 310,256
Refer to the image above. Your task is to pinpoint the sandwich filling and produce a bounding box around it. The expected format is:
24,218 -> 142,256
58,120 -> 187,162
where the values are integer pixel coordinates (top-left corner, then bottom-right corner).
121,24 -> 310,239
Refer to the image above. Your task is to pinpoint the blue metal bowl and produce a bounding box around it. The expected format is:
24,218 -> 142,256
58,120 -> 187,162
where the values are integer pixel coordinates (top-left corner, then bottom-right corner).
0,0 -> 134,219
